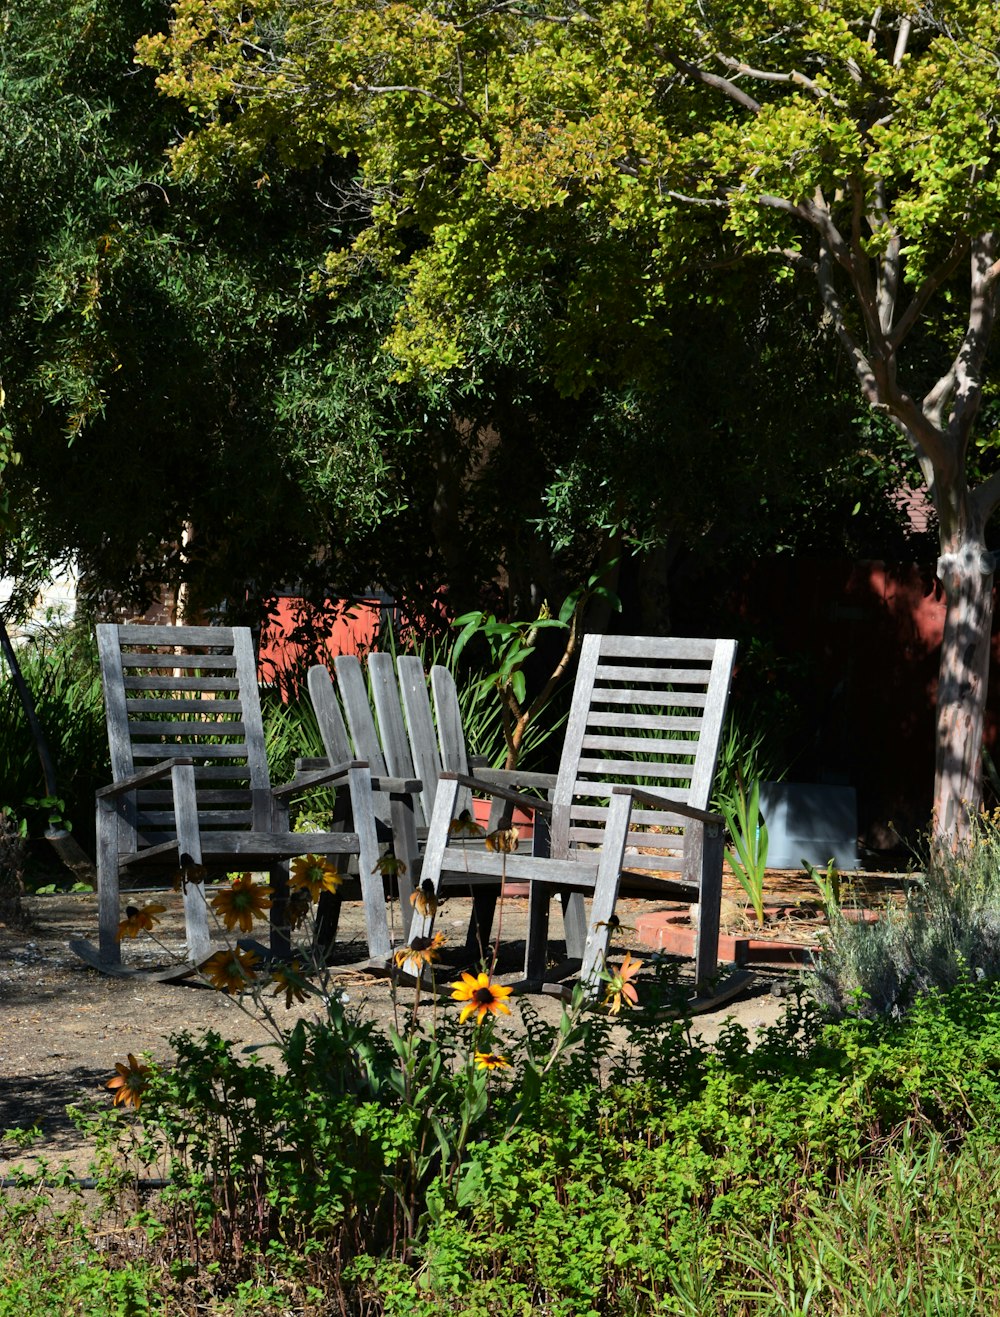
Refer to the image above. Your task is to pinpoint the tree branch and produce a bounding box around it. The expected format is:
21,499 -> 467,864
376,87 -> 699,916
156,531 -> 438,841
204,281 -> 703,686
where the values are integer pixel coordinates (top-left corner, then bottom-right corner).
711,50 -> 845,105
655,46 -> 762,113
889,238 -> 969,349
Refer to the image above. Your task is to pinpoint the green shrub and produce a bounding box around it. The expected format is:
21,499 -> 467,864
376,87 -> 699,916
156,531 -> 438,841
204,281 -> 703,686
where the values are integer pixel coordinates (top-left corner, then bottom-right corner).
811,823 -> 1000,1017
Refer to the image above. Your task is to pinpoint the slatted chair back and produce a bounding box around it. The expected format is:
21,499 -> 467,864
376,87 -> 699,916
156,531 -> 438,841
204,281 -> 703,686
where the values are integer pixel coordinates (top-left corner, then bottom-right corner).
548,634 -> 737,876
97,623 -> 273,859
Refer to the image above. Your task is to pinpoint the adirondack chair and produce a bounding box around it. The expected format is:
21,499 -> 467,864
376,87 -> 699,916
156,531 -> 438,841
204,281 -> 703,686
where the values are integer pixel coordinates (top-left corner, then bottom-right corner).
306,653 -> 567,948
76,624 -> 390,976
411,634 -> 737,991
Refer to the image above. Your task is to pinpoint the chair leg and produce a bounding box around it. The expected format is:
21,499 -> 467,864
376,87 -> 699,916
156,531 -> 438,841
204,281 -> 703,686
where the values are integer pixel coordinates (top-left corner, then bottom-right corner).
182,877 -> 211,964
389,792 -> 419,940
349,764 -> 392,963
524,883 -> 551,982
580,793 -> 633,992
269,861 -> 292,962
561,892 -> 588,961
314,892 -> 343,961
693,822 -> 724,989
96,801 -> 121,966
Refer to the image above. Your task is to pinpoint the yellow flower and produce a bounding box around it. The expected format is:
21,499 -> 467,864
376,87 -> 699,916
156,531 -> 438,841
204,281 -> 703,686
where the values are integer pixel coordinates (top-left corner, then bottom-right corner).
202,947 -> 259,994
116,903 -> 166,941
372,854 -> 407,878
474,1050 -> 511,1072
602,952 -> 644,1015
449,809 -> 484,839
410,880 -> 439,919
106,1053 -> 150,1110
485,825 -> 519,853
210,873 -> 272,932
393,931 -> 447,971
450,972 -> 513,1025
290,854 -> 342,902
270,961 -> 308,1008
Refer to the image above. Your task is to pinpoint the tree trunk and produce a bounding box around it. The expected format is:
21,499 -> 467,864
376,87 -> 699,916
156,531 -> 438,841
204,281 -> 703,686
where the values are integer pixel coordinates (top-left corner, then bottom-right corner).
934,537 -> 996,842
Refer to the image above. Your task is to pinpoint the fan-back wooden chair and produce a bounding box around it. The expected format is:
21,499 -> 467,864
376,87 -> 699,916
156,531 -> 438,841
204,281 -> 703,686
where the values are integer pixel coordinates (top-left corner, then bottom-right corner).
306,653 -> 563,947
74,624 -> 389,977
410,634 -> 737,990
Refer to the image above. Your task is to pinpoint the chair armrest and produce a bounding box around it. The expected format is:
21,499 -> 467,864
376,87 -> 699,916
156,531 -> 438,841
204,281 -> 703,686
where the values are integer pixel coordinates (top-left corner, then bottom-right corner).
474,767 -> 558,792
438,771 -> 554,815
96,758 -> 193,800
291,757 -> 421,797
272,759 -> 369,800
611,784 -> 723,827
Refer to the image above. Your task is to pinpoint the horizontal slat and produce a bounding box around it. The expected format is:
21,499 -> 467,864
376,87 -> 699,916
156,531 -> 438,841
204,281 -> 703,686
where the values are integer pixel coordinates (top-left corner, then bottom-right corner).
118,625 -> 235,647
596,636 -> 719,660
594,664 -> 712,685
570,803 -> 691,827
573,779 -> 691,802
578,758 -> 694,779
190,765 -> 253,780
121,653 -> 238,671
581,734 -> 699,756
137,789 -> 253,805
131,744 -> 249,760
128,719 -> 247,737
123,676 -> 240,692
590,688 -> 708,708
620,851 -> 685,872
585,711 -> 702,732
136,811 -> 255,828
125,699 -> 243,714
438,850 -> 599,886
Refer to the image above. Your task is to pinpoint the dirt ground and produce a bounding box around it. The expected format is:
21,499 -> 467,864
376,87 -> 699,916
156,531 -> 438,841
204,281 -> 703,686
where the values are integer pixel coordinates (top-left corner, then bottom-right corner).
0,884 -> 812,1182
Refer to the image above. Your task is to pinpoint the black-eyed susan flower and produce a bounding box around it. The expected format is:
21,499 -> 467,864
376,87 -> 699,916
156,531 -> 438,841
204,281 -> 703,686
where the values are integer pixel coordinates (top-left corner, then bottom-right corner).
410,880 -> 439,919
290,854 -> 342,902
116,903 -> 166,941
210,873 -> 272,933
393,931 -> 447,971
485,825 -> 519,853
602,952 -> 644,1015
106,1054 -> 150,1109
270,961 -> 308,1008
202,947 -> 259,994
450,971 -> 513,1025
474,1050 -> 511,1072
449,809 -> 484,839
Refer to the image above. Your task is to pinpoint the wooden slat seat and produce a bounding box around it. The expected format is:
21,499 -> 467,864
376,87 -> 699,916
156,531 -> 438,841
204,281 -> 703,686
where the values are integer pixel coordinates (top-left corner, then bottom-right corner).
83,624 -> 390,974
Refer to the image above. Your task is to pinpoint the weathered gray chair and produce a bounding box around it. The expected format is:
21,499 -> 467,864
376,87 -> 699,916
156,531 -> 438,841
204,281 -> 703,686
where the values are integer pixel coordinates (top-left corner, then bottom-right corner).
74,624 -> 389,976
306,653 -> 559,946
411,634 -> 737,990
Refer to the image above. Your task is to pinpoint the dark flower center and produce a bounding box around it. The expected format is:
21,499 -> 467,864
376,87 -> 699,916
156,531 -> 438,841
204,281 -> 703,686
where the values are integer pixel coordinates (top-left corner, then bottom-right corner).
473,987 -> 496,1005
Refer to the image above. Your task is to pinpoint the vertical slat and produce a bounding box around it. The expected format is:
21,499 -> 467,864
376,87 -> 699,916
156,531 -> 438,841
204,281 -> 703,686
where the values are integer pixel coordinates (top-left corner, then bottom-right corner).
171,763 -> 202,867
409,775 -> 460,941
182,880 -> 211,964
368,653 -> 415,780
397,655 -> 442,822
549,635 -> 602,858
389,793 -> 419,937
334,656 -> 387,775
97,624 -> 139,860
682,638 -> 736,885
431,665 -> 472,815
307,665 -> 353,763
232,630 -> 271,831
524,882 -> 551,982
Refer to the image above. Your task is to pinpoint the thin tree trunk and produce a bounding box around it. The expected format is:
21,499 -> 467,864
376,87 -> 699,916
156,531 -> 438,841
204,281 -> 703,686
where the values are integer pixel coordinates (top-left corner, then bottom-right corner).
934,536 -> 996,842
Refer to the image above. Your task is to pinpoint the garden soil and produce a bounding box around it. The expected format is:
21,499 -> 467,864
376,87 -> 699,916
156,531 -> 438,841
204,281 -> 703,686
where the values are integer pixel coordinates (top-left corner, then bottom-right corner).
0,885 -> 807,1183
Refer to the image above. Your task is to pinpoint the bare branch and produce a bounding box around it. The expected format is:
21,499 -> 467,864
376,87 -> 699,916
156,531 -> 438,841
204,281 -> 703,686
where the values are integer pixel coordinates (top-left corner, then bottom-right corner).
892,17 -> 912,66
712,50 -> 845,105
655,46 -> 761,113
664,188 -> 728,208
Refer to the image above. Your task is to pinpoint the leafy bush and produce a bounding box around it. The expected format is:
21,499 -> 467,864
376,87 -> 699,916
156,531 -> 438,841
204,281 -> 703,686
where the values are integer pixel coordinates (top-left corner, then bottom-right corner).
0,621 -> 107,850
811,822 -> 1000,1017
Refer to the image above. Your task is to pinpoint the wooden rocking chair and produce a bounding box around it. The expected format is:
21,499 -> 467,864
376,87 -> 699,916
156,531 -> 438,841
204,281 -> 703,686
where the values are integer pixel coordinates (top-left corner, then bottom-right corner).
410,634 -> 738,991
72,624 -> 389,978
